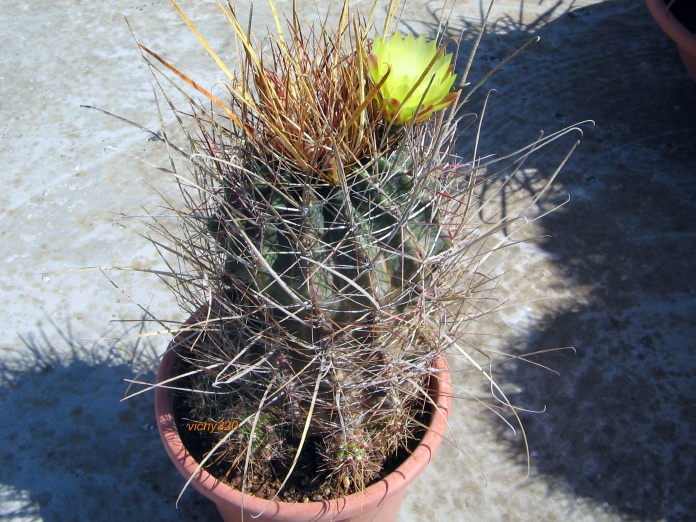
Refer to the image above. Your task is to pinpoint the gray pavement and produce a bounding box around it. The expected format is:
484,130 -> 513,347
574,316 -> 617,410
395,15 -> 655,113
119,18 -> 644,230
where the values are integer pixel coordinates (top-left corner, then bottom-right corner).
1,0 -> 694,520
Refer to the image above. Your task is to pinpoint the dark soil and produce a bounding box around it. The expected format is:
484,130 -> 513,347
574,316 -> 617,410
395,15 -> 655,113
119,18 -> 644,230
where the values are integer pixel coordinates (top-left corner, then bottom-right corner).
170,354 -> 430,503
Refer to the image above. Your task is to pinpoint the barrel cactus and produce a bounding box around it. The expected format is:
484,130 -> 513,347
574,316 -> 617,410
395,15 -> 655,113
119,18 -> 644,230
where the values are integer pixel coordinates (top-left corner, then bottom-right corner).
133,0 -> 563,501
198,136 -> 450,491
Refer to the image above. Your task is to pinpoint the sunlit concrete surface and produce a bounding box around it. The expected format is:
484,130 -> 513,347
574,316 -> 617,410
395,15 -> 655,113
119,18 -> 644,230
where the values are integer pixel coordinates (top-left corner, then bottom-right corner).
1,0 -> 694,520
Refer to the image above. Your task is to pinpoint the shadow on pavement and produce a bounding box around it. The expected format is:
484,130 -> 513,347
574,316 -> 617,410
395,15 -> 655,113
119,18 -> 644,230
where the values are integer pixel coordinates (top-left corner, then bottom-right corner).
429,0 -> 696,519
0,317 -> 220,521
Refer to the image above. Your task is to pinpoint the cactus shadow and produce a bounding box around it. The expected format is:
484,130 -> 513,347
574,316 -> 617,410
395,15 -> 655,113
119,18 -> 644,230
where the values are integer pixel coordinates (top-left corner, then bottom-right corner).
418,0 -> 696,520
0,317 -> 220,521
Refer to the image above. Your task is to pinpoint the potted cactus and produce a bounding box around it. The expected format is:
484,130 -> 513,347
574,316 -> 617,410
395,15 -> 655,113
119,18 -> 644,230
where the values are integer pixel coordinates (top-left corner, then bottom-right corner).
121,0 -> 582,520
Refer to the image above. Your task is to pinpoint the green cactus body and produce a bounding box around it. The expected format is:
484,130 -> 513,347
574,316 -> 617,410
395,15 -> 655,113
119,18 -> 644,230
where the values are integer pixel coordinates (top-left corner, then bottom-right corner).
204,145 -> 449,483
216,149 -> 447,317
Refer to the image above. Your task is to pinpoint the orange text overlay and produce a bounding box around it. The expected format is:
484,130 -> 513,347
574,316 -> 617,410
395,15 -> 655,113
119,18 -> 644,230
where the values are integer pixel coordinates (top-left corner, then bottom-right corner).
186,420 -> 239,433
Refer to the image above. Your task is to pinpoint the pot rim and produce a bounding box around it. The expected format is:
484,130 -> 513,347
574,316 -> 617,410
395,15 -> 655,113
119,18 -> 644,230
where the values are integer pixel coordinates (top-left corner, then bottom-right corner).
155,330 -> 452,520
646,0 -> 696,55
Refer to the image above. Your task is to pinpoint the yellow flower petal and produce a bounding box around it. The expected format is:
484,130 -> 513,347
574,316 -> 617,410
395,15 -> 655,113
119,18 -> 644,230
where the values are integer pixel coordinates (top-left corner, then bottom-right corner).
368,32 -> 457,125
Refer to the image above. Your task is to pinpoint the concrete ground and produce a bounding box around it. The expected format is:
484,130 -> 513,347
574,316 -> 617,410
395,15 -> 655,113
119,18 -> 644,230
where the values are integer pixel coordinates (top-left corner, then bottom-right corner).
1,0 -> 694,520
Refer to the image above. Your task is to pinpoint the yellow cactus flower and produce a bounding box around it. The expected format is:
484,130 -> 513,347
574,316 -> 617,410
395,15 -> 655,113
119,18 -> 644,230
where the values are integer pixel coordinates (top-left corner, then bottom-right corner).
368,33 -> 458,125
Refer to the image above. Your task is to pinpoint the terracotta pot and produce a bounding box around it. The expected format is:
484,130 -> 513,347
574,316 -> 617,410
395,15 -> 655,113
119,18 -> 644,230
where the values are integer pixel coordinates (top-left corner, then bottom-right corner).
646,0 -> 696,82
155,329 -> 452,522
